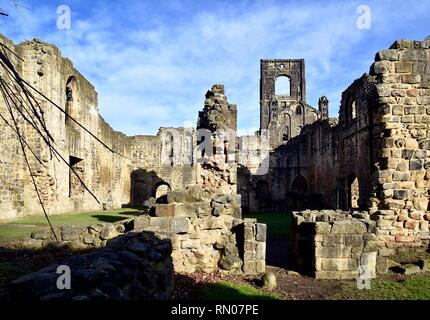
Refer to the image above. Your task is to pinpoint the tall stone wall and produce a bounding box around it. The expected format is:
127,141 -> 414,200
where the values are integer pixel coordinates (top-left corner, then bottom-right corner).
369,37 -> 430,252
287,36 -> 430,272
0,35 -> 132,220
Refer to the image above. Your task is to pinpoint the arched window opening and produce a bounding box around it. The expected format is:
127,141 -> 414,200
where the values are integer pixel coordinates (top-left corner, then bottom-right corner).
162,132 -> 174,166
155,183 -> 171,204
346,96 -> 357,123
282,126 -> 290,142
275,76 -> 291,96
291,175 -> 308,193
351,100 -> 357,120
348,174 -> 359,209
65,76 -> 78,124
296,105 -> 302,115
69,156 -> 84,198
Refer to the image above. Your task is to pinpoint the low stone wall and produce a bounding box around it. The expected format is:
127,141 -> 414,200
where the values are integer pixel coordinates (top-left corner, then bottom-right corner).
22,219 -> 133,251
137,187 -> 266,274
9,231 -> 174,300
18,187 -> 267,276
292,210 -> 378,279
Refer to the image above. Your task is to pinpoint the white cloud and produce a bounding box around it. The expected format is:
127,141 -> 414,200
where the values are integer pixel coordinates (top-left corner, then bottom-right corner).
1,0 -> 429,136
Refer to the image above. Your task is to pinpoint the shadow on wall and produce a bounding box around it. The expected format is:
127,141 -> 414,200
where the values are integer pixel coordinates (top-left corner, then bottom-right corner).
130,169 -> 171,208
172,273 -> 279,300
238,158 -> 323,213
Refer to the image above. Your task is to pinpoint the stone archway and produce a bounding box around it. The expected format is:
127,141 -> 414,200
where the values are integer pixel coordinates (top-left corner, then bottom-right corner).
291,175 -> 308,193
154,182 -> 171,204
290,175 -> 308,210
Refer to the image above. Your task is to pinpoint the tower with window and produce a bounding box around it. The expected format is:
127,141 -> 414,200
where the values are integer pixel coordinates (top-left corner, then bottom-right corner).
260,59 -> 316,147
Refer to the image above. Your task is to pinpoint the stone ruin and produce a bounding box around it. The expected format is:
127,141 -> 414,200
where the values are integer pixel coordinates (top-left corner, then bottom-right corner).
292,210 -> 378,279
1,32 -> 430,287
10,230 -> 175,300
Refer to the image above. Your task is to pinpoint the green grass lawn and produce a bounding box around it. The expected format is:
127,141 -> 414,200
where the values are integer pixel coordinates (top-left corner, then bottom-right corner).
0,209 -> 140,239
198,280 -> 281,300
331,274 -> 430,300
243,212 -> 292,240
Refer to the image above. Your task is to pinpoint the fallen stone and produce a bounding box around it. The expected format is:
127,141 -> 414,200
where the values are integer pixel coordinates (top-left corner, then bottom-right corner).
134,215 -> 150,229
261,272 -> 277,289
31,230 -> 53,240
60,226 -> 80,241
419,259 -> 430,272
100,225 -> 120,240
20,239 -> 43,250
391,263 -> 421,275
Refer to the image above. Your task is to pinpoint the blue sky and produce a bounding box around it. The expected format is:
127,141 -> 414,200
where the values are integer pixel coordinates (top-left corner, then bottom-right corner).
0,0 -> 429,135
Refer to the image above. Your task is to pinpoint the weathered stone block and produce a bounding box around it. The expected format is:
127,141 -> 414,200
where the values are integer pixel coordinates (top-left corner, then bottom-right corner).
376,49 -> 399,61
345,235 -> 364,247
315,222 -> 331,234
414,149 -> 427,159
134,215 -> 150,229
166,190 -> 185,203
315,246 -> 351,258
199,216 -> 225,230
255,223 -> 267,242
31,230 -> 53,240
331,220 -> 366,234
393,189 -> 408,199
100,225 -> 120,240
393,172 -> 410,181
243,262 -> 256,275
244,240 -> 256,251
322,234 -> 344,247
154,204 -> 176,217
256,260 -> 265,273
314,270 -> 358,280
360,252 -> 377,278
409,160 -> 423,170
321,258 -> 357,272
256,242 -> 266,260
373,61 -> 393,74
149,217 -> 170,230
413,197 -> 429,211
379,248 -> 395,256
181,239 -> 200,249
169,217 -> 190,234
419,259 -> 430,272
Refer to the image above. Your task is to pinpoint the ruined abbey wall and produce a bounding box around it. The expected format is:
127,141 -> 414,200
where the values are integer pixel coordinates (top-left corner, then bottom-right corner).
285,37 -> 430,259
0,35 -> 132,220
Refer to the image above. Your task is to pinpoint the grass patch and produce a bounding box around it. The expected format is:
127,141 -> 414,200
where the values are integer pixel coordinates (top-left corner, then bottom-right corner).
0,209 -> 140,239
244,212 -> 292,240
331,274 -> 430,300
198,280 -> 281,300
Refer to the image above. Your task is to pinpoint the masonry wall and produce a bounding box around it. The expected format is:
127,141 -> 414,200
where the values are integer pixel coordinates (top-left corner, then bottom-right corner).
0,35 -> 132,220
130,129 -> 198,207
369,38 -> 430,252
